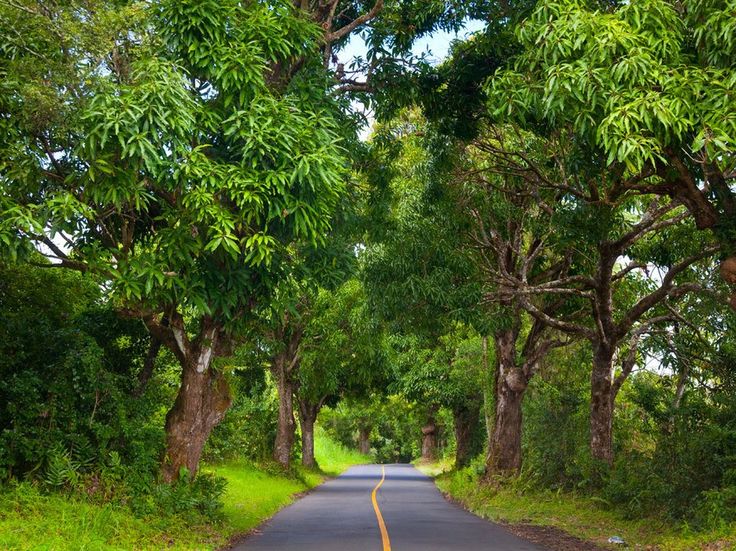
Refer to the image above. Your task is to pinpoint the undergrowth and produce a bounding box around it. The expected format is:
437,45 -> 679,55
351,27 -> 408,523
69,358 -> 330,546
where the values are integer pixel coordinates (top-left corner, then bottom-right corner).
428,460 -> 736,551
0,428 -> 370,550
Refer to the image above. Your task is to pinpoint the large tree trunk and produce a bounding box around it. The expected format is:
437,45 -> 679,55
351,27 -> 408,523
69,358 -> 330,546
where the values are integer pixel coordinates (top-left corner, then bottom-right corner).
298,399 -> 320,469
590,343 -> 616,466
358,426 -> 371,455
271,327 -> 302,468
273,359 -> 297,468
160,322 -> 232,483
486,329 -> 528,475
421,416 -> 437,461
453,396 -> 481,468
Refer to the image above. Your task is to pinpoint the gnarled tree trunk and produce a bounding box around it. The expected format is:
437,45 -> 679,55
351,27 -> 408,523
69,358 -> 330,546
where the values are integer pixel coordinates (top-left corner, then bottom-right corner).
488,379 -> 525,473
486,329 -> 528,475
453,395 -> 482,468
358,426 -> 371,455
157,318 -> 232,483
421,415 -> 437,461
163,358 -> 231,482
271,327 -> 302,468
298,398 -> 321,469
590,343 -> 616,466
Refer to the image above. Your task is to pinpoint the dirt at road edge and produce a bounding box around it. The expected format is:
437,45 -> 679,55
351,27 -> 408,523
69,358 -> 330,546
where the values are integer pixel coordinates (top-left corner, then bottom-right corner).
505,522 -> 608,551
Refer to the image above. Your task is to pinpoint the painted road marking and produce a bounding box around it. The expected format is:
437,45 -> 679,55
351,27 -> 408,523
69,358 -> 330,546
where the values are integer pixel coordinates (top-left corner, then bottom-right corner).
371,465 -> 391,551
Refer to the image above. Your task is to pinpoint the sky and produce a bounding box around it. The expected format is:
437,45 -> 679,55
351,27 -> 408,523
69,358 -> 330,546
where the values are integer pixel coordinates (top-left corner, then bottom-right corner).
337,19 -> 487,139
339,19 -> 486,66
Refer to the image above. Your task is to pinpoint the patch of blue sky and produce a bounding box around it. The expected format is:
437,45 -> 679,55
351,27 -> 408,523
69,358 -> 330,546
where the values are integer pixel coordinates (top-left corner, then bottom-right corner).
339,19 -> 486,139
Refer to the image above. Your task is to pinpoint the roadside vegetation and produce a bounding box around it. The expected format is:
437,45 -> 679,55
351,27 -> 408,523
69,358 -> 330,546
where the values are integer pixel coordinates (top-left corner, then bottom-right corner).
1,1 -> 736,550
0,430 -> 369,550
437,470 -> 736,551
433,464 -> 736,551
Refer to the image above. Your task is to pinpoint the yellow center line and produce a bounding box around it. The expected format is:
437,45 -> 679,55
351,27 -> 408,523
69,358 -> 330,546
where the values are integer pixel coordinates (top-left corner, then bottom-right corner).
371,465 -> 391,551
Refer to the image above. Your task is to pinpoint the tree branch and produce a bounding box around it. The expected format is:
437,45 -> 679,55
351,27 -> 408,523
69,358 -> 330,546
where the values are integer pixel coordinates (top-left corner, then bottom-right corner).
619,245 -> 719,334
518,296 -> 595,339
325,0 -> 383,42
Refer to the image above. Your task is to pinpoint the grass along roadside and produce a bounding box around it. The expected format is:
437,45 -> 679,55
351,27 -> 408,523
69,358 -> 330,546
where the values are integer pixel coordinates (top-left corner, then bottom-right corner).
0,429 -> 370,550
421,464 -> 736,551
0,483 -> 223,551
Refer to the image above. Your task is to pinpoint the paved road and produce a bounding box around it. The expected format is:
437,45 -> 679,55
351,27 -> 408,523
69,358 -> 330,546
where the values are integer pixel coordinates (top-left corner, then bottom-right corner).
234,463 -> 547,550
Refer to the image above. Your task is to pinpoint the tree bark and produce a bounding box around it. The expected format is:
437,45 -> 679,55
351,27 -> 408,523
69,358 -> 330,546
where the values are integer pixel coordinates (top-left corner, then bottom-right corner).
160,320 -> 232,483
453,396 -> 481,468
486,329 -> 528,475
298,399 -> 320,469
481,336 -> 494,445
273,360 -> 297,468
590,343 -> 615,466
133,336 -> 162,398
162,359 -> 231,482
358,426 -> 371,455
421,416 -> 437,461
271,327 -> 302,468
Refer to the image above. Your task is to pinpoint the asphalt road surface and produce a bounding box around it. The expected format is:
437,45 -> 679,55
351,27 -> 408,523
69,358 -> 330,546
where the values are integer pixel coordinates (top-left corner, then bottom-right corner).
234,463 -> 547,551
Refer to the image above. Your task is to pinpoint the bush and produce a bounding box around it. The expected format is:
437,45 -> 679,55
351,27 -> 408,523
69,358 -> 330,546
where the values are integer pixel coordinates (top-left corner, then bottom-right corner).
521,346 -> 591,488
520,341 -> 736,528
0,261 -> 228,522
203,366 -> 278,463
600,372 -> 736,525
0,262 -> 171,481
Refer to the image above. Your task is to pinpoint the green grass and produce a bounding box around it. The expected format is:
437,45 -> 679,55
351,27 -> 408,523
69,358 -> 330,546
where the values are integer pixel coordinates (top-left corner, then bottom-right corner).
0,430 -> 370,550
0,483 -> 221,550
412,456 -> 453,477
313,427 -> 371,476
430,466 -> 736,551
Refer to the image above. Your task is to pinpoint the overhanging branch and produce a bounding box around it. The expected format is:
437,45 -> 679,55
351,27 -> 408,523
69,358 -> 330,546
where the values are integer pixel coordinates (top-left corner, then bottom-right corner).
325,0 -> 384,43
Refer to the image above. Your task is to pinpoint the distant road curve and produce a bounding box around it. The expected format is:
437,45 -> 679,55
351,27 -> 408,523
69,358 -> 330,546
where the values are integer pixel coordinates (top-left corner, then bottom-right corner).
233,463 -> 547,550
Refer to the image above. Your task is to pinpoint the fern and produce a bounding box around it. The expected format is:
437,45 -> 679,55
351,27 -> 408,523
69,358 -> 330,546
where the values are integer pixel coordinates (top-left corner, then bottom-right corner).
71,438 -> 95,472
44,444 -> 77,488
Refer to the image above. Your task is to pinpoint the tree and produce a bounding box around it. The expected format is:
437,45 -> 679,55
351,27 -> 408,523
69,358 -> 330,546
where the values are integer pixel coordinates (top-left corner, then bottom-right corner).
0,0 -> 348,480
439,329 -> 486,468
2,0 -> 495,481
260,180 -> 364,468
383,328 -> 482,465
486,0 -> 736,306
474,141 -> 719,464
363,113 -> 576,473
297,279 -> 388,467
360,113 -> 486,464
268,308 -> 306,469
447,126 -> 577,474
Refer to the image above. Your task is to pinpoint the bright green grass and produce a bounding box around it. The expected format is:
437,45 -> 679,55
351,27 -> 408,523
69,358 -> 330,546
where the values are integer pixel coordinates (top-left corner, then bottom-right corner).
0,429 -> 370,550
0,483 -> 221,550
313,427 -> 371,476
432,467 -> 736,551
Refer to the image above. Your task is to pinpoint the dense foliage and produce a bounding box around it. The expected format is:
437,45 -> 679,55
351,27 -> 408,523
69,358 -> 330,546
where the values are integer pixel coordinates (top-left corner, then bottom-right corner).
2,0 -> 736,546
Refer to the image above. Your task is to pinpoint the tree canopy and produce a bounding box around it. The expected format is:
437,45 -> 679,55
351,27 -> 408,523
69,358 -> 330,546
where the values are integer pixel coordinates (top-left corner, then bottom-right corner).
3,1 -> 736,547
